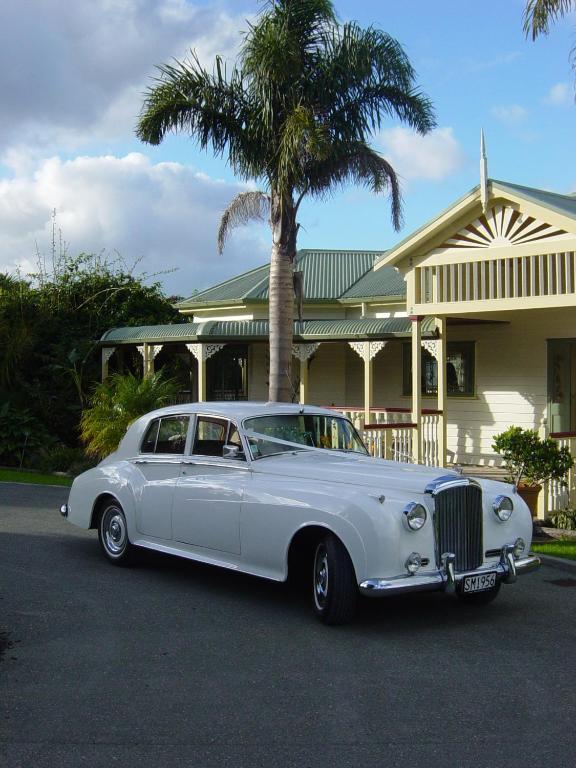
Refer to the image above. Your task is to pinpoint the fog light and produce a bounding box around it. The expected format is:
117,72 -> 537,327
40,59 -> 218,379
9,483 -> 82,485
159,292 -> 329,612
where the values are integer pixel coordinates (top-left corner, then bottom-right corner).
60,504 -> 68,518
513,537 -> 526,558
405,552 -> 422,574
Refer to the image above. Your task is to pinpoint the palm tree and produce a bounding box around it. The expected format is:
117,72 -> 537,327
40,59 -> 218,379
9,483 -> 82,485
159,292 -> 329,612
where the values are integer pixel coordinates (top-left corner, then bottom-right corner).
80,371 -> 179,458
137,0 -> 435,402
524,0 -> 575,38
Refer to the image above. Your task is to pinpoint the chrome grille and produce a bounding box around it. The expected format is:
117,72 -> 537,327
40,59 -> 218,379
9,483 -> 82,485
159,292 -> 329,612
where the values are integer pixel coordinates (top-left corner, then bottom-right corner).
434,484 -> 483,572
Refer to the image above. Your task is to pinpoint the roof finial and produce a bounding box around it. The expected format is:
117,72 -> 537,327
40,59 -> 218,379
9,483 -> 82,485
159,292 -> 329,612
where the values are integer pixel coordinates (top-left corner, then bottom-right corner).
480,129 -> 488,213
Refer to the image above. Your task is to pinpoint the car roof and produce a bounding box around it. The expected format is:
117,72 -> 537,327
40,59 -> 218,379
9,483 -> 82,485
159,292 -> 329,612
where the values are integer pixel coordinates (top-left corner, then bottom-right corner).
109,402 -> 346,460
138,401 -> 341,421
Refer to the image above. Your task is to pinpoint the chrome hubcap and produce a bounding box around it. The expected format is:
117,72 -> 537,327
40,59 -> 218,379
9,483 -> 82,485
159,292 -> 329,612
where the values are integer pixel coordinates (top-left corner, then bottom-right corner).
314,544 -> 329,610
103,508 -> 126,556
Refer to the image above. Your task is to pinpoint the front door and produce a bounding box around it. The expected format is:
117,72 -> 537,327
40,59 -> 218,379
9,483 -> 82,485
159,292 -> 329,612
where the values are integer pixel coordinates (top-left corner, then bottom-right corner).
172,416 -> 248,555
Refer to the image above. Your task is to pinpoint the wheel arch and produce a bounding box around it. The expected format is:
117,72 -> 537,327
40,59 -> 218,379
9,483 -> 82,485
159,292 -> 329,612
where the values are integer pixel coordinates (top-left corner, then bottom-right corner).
286,524 -> 363,587
89,493 -> 122,529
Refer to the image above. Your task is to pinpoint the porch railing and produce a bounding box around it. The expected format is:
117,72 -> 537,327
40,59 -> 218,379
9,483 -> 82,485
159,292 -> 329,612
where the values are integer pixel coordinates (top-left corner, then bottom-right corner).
329,406 -> 441,466
548,433 -> 576,513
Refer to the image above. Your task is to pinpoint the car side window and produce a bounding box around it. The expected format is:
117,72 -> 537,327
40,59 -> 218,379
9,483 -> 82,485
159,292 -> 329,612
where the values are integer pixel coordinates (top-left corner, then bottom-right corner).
141,416 -> 189,455
193,416 -> 229,457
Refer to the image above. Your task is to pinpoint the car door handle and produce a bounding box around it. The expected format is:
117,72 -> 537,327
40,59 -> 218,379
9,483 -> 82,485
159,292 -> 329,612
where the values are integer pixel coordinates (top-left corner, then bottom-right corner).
133,459 -> 149,465
181,460 -> 196,465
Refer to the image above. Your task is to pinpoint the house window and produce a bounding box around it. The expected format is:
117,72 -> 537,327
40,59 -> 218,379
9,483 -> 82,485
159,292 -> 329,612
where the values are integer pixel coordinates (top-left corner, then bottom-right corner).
402,342 -> 475,397
207,344 -> 248,400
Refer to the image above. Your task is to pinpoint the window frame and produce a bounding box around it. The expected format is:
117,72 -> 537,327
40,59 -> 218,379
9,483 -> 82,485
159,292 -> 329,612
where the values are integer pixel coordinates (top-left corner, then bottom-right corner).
191,414 -> 247,460
402,341 -> 476,398
139,415 -> 192,456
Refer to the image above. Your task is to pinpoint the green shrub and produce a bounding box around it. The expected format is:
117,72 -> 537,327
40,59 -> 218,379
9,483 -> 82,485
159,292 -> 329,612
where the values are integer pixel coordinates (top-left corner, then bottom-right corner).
80,371 -> 180,459
492,426 -> 573,487
38,445 -> 92,474
550,509 -> 576,531
0,402 -> 54,468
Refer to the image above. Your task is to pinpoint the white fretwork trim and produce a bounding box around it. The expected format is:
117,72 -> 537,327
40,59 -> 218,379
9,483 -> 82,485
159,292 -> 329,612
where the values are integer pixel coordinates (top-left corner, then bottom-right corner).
292,343 -> 319,362
348,341 -> 366,359
101,347 -> 116,366
368,341 -> 387,360
186,342 -> 225,361
149,344 -> 163,359
136,345 -> 145,359
422,340 -> 439,360
348,341 -> 388,361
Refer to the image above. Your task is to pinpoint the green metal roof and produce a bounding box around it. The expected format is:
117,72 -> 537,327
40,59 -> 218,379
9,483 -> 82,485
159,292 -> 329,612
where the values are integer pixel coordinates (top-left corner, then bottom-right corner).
176,249 -> 403,308
176,264 -> 270,308
101,317 -> 436,346
341,263 -> 406,299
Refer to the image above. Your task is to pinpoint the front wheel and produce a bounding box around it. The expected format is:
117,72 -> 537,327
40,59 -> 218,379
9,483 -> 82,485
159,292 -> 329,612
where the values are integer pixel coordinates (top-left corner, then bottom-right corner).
312,533 -> 358,625
97,502 -> 136,566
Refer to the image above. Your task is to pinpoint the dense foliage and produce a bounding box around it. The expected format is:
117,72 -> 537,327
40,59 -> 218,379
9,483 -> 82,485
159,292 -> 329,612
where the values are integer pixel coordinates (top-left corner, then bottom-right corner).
0,251 -> 182,466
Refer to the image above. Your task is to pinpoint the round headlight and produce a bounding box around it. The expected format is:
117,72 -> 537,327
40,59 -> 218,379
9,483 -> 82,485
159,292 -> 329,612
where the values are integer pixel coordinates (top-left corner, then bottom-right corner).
493,495 -> 514,522
403,502 -> 427,531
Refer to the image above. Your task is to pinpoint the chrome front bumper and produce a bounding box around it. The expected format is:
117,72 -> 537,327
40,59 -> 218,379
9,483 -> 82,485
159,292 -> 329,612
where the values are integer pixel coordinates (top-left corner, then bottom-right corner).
359,545 -> 541,597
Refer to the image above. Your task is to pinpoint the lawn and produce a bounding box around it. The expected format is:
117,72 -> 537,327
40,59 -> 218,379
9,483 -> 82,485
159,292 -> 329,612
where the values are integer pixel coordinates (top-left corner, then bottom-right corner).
532,539 -> 576,562
0,468 -> 73,487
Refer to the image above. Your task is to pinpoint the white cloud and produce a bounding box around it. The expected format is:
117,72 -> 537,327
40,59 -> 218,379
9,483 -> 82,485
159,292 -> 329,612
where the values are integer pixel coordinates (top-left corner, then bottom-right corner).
377,127 -> 465,181
491,104 -> 528,123
545,82 -> 573,106
0,153 -> 269,296
0,0 -> 250,154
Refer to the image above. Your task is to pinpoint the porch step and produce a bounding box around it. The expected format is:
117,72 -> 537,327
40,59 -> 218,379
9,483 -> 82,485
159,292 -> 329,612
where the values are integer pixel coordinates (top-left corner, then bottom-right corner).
457,464 -> 508,482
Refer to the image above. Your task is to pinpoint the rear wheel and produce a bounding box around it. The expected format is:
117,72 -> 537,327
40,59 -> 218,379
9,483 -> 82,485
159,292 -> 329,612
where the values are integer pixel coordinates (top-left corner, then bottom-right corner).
312,533 -> 358,625
97,502 -> 136,566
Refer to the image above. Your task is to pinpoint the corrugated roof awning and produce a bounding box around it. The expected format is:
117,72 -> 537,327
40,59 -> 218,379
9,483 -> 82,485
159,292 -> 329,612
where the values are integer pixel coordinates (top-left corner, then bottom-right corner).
100,317 -> 438,346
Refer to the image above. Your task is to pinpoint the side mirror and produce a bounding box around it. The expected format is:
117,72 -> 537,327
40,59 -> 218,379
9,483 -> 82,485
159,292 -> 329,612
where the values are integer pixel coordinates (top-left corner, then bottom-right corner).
222,444 -> 245,460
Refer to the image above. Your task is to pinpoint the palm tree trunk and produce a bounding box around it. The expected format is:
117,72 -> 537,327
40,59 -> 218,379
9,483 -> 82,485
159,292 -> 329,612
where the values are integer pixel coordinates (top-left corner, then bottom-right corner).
268,193 -> 297,402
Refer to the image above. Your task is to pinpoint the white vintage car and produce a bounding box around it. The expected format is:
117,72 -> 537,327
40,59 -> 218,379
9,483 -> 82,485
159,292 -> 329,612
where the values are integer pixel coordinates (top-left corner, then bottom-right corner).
61,402 -> 540,624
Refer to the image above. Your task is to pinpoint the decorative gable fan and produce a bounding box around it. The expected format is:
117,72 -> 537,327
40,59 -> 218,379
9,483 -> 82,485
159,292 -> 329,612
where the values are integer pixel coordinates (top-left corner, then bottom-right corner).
439,205 -> 567,249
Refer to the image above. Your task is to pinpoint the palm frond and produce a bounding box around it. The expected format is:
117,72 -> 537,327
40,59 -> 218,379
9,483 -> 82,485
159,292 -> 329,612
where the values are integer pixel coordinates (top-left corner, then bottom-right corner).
523,0 -> 575,39
218,191 -> 271,253
304,143 -> 402,230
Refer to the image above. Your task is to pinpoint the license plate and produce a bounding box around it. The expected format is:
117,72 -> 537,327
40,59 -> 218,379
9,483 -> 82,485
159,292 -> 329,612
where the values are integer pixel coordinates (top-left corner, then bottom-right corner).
462,572 -> 497,593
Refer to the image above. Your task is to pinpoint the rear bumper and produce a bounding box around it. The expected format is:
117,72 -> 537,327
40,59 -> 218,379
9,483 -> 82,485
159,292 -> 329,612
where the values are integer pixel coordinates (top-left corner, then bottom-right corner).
359,545 -> 541,597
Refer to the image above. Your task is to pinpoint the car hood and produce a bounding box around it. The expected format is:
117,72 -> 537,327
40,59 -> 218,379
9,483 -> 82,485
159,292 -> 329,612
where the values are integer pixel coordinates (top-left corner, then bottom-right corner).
250,450 -> 471,496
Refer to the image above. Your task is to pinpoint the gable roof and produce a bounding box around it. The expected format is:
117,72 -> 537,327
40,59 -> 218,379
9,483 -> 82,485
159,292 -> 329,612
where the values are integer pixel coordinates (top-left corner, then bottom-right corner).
176,249 -> 405,309
376,178 -> 576,270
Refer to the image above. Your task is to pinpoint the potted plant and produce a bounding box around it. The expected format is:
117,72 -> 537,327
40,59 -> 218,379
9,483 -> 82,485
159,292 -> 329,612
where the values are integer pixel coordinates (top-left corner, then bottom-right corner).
492,427 -> 573,517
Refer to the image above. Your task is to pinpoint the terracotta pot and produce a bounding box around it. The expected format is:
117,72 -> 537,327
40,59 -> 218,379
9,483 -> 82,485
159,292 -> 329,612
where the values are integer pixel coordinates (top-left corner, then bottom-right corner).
516,484 -> 542,518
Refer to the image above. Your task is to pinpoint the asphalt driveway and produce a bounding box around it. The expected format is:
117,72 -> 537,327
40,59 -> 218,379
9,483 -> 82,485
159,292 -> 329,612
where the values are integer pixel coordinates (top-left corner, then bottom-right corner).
1,482 -> 575,768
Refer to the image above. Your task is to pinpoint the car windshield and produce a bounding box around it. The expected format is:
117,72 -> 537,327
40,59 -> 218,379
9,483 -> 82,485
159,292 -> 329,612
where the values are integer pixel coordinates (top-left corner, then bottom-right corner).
243,414 -> 368,459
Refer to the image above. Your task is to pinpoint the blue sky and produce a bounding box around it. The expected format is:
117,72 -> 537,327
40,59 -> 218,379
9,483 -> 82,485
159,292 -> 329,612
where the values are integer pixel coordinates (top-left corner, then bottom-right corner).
0,0 -> 575,295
